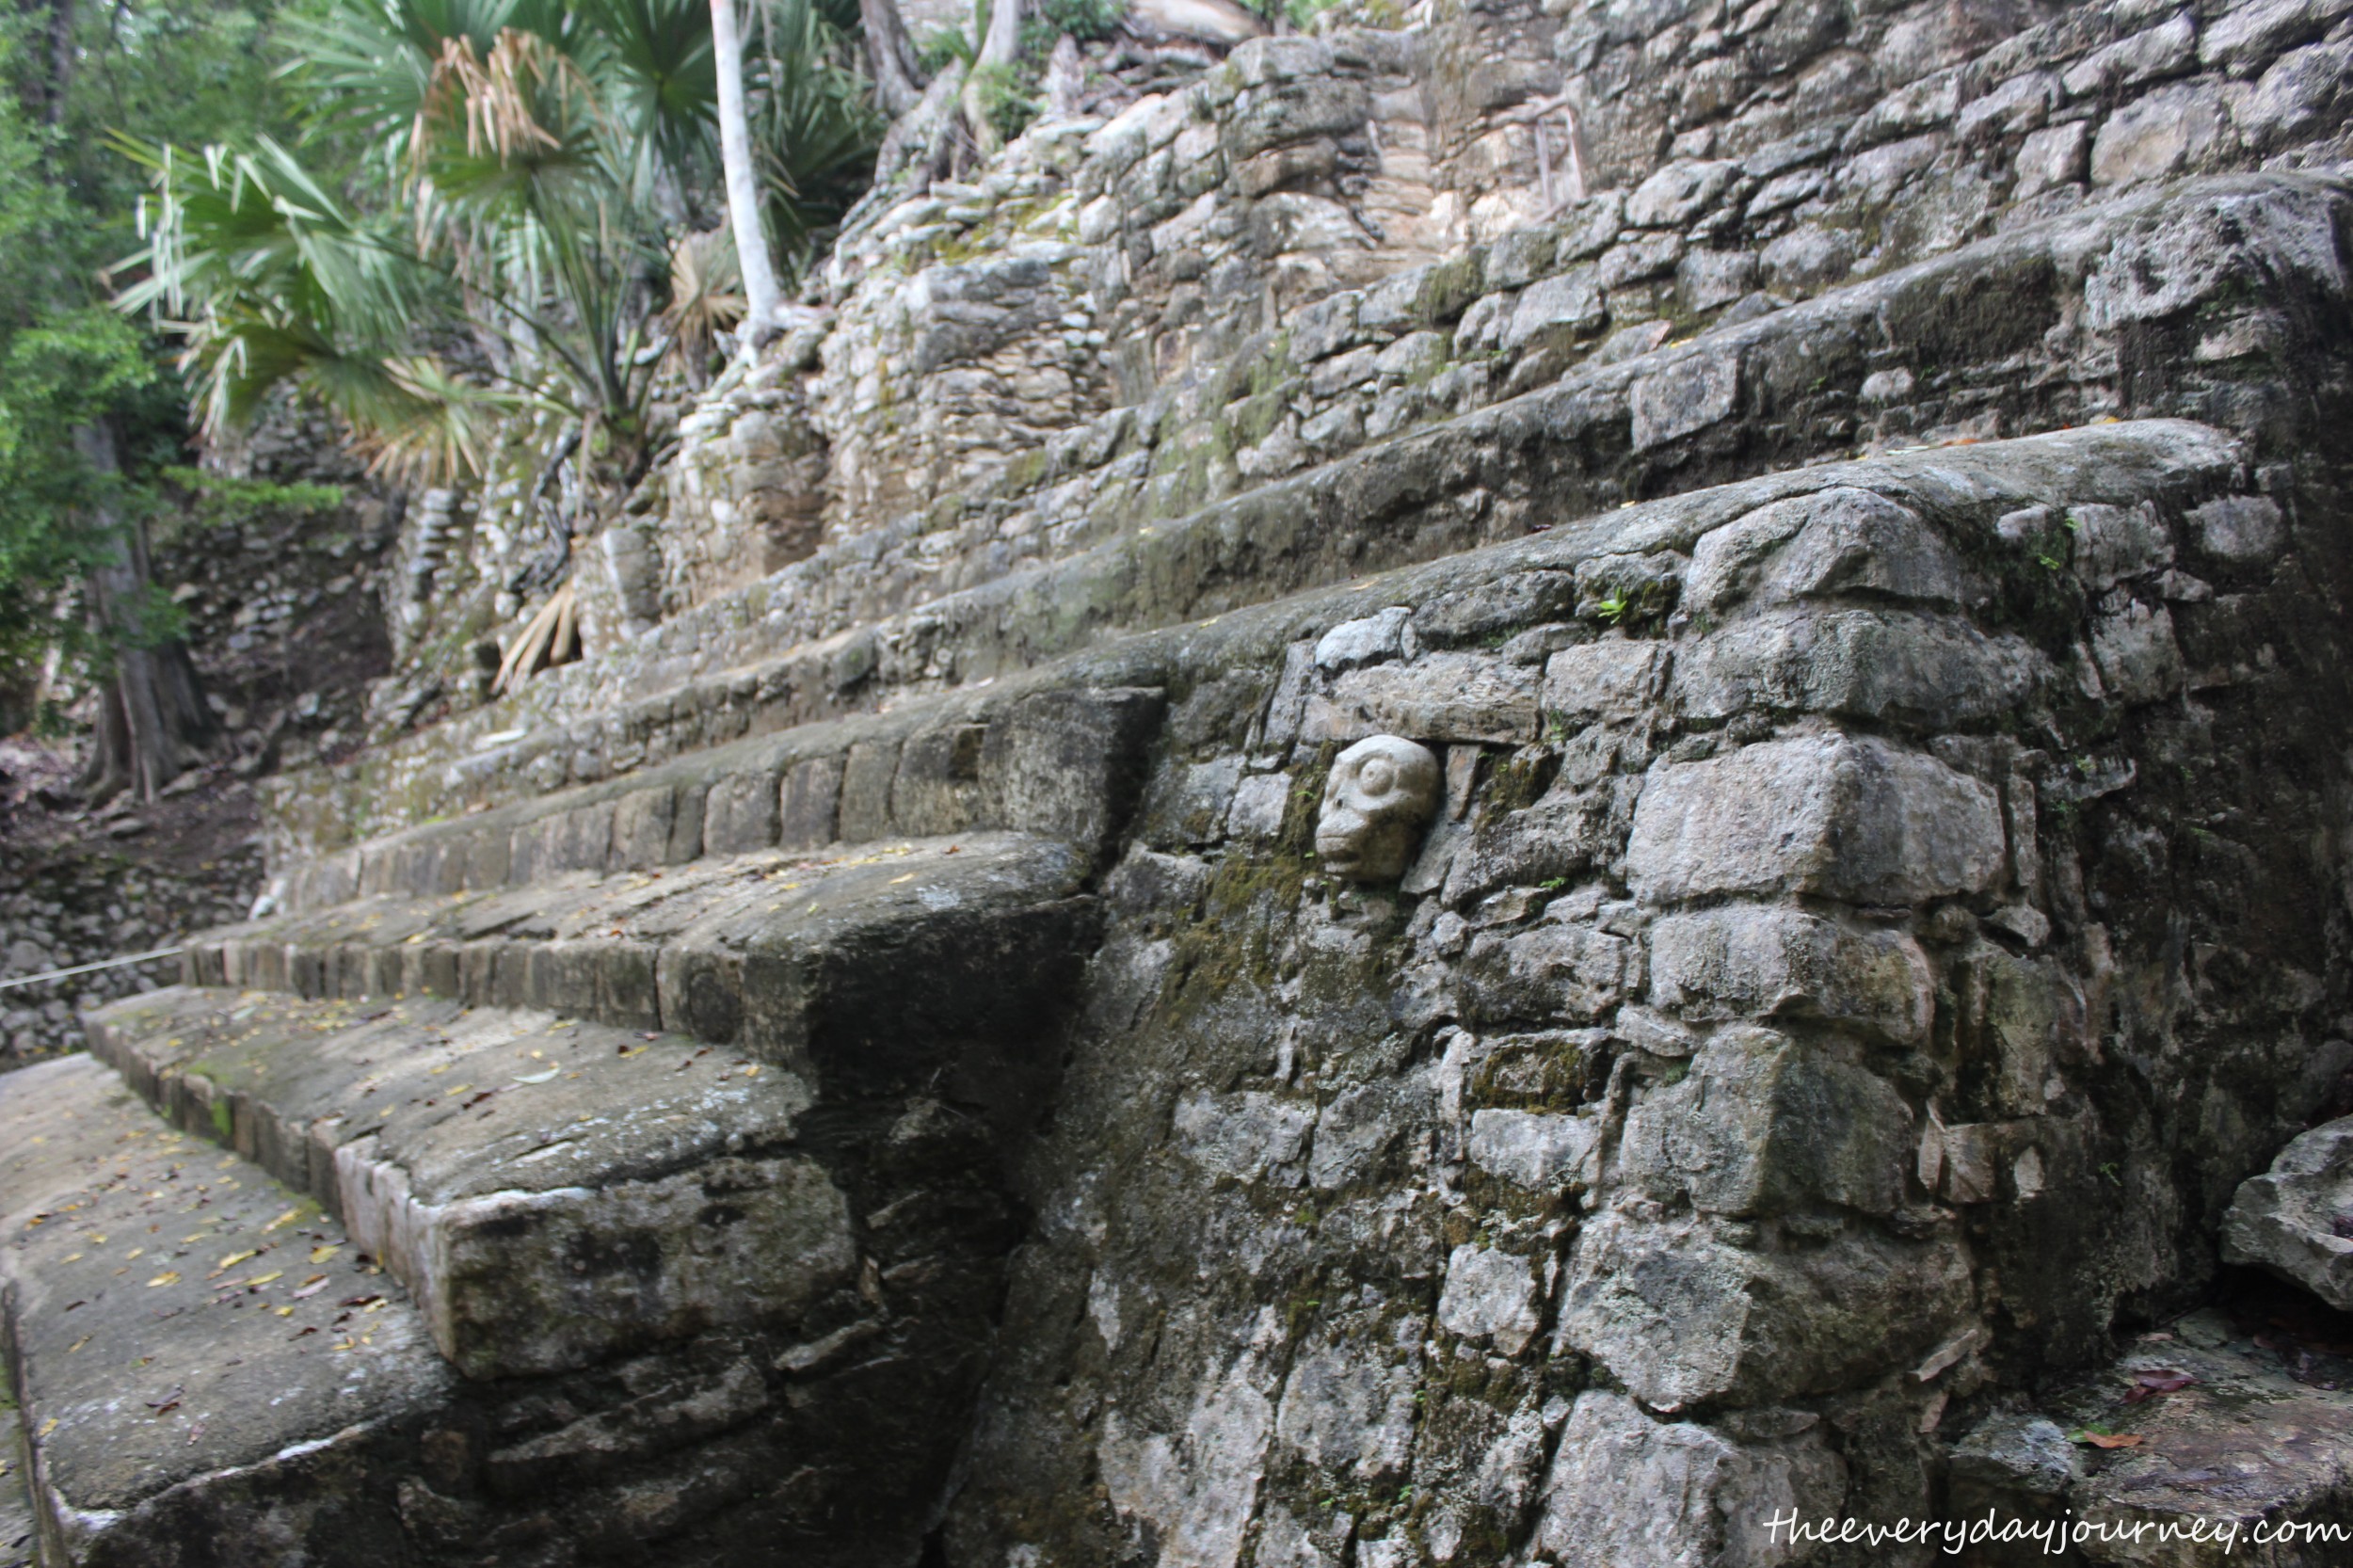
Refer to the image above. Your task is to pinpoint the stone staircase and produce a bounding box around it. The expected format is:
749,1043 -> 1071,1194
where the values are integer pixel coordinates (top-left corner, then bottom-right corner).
8,0 -> 2353,1560
13,396 -> 2353,1561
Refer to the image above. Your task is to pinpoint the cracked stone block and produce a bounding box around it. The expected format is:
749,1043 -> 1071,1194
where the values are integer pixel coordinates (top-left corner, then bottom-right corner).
1528,1391 -> 1846,1568
1648,904 -> 1934,1044
1687,488 -> 1961,616
1436,1243 -> 1541,1354
1307,654 -> 1543,746
1671,608 -> 2041,730
1620,1025 -> 1916,1216
1627,734 -> 2007,906
1543,639 -> 1670,723
1466,1108 -> 1599,1191
1557,1208 -> 1971,1409
1630,349 -> 1739,449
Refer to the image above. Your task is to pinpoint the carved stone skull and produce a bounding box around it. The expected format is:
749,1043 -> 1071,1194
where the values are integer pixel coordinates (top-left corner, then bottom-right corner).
1316,735 -> 1442,883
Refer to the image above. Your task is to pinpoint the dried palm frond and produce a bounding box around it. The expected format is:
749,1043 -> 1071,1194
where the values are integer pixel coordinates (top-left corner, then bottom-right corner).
491,580 -> 581,696
664,228 -> 745,365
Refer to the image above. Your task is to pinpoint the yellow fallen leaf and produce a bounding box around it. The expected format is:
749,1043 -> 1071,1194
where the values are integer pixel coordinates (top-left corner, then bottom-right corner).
216,1250 -> 258,1271
146,1272 -> 181,1288
38,1418 -> 56,1438
889,873 -> 916,885
310,1244 -> 341,1264
247,1271 -> 283,1286
124,1247 -> 143,1260
274,1305 -> 294,1317
67,1337 -> 87,1352
742,1064 -> 760,1077
263,1208 -> 299,1232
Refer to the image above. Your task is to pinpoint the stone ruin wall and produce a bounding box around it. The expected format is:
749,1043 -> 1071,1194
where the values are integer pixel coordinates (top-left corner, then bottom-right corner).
8,0 -> 2353,1564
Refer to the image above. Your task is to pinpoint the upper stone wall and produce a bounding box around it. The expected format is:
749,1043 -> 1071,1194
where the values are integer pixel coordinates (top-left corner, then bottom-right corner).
327,0 -> 2353,875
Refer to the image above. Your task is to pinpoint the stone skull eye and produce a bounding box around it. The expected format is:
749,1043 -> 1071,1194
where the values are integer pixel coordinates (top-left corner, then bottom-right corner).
1358,758 -> 1397,795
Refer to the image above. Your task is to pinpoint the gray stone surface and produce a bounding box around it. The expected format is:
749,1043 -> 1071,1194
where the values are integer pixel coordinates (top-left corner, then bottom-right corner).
2223,1118 -> 2353,1310
1626,735 -> 2007,906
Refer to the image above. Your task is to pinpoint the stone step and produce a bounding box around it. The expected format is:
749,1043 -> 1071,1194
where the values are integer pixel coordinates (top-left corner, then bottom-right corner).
0,1054 -> 460,1563
271,415 -> 2243,921
0,1052 -> 995,1564
86,989 -> 857,1383
195,829 -> 1097,1062
274,168 -> 2353,858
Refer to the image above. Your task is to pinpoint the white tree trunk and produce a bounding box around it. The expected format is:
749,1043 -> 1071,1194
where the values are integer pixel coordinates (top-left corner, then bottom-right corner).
712,0 -> 782,349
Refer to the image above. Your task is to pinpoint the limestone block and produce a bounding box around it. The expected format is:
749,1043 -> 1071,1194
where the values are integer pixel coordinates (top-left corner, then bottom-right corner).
1309,1078 -> 1427,1191
2070,501 -> 2175,590
336,1138 -> 856,1379
1174,1088 -> 1314,1184
1410,570 -> 1579,648
1619,1025 -> 1916,1214
2062,14 -> 2197,98
1759,224 -> 1855,293
2016,120 -> 2088,200
1556,1208 -> 1972,1409
1226,771 -> 1291,840
1544,639 -> 1670,723
1314,735 -> 1442,881
1436,1243 -> 1541,1353
1687,487 -> 1960,616
1309,655 -> 1542,745
1626,734 -> 2007,906
1678,247 -> 1759,312
2243,41 -> 2353,147
1466,1108 -> 1599,1190
2222,1118 -> 2353,1309
1630,348 -> 1739,449
1315,606 -> 1411,670
2188,493 -> 2286,563
980,686 -> 1167,857
1273,1340 -> 1418,1481
2091,82 -> 2227,186
1672,608 -> 2040,729
1528,1391 -> 1847,1568
1464,922 -> 1633,1025
1625,159 -> 1737,228
2200,0 -> 2353,74
2089,599 -> 2185,704
1649,905 -> 1933,1043
1501,268 -> 1606,352
779,755 -> 842,849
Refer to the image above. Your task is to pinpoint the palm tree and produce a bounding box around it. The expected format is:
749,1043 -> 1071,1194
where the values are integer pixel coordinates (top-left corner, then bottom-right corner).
117,0 -> 883,482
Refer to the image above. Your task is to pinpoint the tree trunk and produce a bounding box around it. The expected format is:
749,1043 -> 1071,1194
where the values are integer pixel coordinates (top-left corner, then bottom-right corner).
860,0 -> 925,119
73,422 -> 216,806
712,0 -> 783,350
960,0 -> 1020,157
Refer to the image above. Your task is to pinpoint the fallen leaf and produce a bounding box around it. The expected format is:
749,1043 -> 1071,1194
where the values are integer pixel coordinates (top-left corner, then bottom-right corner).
262,1208 -> 299,1232
2122,1369 -> 2196,1404
146,1271 -> 181,1288
293,1274 -> 329,1298
512,1069 -> 558,1084
308,1245 -> 341,1264
216,1249 -> 257,1272
2073,1430 -> 2144,1448
247,1271 -> 284,1287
